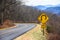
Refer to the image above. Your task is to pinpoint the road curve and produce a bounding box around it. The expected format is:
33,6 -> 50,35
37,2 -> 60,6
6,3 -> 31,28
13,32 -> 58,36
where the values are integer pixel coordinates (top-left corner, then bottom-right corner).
0,23 -> 36,40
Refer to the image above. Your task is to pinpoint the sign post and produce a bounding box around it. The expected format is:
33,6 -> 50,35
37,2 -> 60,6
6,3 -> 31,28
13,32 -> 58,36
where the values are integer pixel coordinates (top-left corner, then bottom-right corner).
38,13 -> 49,35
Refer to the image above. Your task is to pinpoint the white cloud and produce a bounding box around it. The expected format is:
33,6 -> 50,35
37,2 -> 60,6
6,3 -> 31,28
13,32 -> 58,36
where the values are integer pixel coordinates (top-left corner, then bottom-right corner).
22,0 -> 60,6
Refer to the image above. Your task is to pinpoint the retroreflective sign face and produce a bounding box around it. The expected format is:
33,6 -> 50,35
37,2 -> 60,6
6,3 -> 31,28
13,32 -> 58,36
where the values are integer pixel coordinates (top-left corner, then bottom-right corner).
38,13 -> 49,23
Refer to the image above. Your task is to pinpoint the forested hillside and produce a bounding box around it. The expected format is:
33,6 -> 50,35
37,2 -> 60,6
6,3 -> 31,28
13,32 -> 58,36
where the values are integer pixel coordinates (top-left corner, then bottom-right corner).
0,0 -> 41,24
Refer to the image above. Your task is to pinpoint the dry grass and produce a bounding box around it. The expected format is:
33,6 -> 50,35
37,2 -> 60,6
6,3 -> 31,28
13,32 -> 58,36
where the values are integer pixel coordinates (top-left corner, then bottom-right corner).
14,24 -> 47,40
0,20 -> 15,29
47,33 -> 60,40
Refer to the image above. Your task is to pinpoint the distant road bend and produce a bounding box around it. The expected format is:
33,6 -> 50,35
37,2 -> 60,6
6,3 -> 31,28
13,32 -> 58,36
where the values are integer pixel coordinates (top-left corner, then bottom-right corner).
0,23 -> 36,40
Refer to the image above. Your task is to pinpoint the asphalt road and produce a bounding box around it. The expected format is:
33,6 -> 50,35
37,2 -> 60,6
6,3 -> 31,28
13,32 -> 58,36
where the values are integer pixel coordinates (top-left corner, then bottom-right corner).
0,23 -> 36,40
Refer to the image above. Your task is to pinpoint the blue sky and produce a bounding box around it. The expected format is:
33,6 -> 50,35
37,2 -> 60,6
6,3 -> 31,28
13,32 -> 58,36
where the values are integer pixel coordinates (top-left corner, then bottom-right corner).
22,0 -> 60,6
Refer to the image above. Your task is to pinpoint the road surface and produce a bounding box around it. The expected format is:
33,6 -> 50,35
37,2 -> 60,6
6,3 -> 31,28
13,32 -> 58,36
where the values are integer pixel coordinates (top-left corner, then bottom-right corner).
0,23 -> 36,40
14,24 -> 47,40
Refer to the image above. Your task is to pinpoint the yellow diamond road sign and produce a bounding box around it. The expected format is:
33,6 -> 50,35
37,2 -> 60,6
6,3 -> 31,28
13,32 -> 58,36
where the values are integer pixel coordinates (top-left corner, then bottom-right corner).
38,13 -> 49,23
